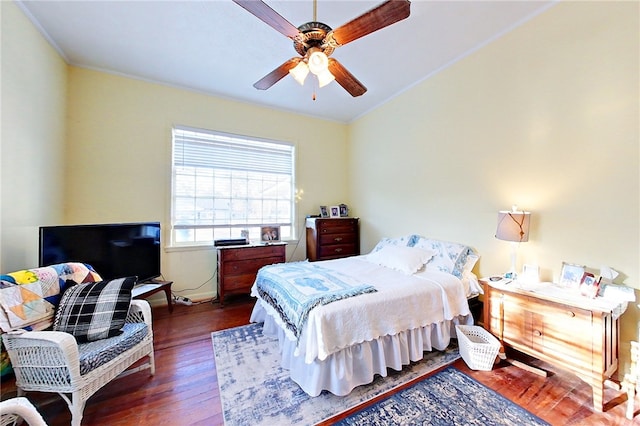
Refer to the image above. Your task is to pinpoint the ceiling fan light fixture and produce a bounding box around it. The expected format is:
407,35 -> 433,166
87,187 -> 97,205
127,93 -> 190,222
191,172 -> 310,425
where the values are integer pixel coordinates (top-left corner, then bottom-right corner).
308,50 -> 329,75
289,61 -> 309,85
316,69 -> 335,88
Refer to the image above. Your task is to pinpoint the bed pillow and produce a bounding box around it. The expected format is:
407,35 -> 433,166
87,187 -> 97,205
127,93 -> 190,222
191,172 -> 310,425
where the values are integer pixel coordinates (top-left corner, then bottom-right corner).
53,276 -> 136,343
413,237 -> 476,279
365,245 -> 436,275
370,234 -> 419,253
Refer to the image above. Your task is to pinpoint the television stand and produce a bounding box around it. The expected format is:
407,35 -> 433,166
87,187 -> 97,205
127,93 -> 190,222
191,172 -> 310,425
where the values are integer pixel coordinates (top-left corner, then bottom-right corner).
132,279 -> 173,313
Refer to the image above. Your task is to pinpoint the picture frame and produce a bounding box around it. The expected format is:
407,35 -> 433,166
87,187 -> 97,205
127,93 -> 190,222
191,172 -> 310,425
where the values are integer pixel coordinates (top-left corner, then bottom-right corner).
319,206 -> 329,218
260,226 -> 280,243
521,264 -> 540,284
579,272 -> 599,298
339,204 -> 349,217
559,262 -> 585,288
329,205 -> 340,218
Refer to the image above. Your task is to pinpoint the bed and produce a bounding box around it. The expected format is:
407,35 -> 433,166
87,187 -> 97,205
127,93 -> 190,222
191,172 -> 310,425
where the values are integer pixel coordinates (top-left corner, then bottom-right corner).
249,235 -> 481,396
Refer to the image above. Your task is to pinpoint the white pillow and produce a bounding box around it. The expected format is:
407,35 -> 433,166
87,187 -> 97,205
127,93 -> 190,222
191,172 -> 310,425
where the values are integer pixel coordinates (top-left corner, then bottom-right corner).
370,235 -> 419,253
365,245 -> 436,275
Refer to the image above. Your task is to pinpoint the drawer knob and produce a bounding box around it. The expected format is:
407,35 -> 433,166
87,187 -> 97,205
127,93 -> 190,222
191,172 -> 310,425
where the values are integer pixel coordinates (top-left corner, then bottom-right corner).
335,248 -> 343,253
567,311 -> 576,317
533,330 -> 542,337
334,237 -> 343,242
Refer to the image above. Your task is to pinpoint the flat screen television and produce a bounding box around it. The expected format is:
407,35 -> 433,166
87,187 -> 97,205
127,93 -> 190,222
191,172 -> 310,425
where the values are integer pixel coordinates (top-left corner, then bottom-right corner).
39,222 -> 161,283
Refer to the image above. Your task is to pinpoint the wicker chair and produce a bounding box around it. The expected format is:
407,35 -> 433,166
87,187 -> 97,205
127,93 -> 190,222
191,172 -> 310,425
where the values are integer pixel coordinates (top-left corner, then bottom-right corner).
2,300 -> 155,426
0,397 -> 47,426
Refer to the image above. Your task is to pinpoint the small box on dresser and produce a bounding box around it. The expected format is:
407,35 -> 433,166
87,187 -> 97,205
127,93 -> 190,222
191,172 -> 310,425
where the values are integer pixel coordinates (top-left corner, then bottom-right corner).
217,243 -> 286,306
306,217 -> 360,261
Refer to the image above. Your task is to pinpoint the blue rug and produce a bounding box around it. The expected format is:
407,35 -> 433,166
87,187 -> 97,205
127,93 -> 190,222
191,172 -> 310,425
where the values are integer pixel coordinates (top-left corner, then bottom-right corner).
212,323 -> 460,426
337,366 -> 549,426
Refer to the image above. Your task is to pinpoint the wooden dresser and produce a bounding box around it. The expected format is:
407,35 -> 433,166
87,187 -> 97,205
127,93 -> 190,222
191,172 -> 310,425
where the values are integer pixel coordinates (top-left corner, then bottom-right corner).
306,217 -> 359,261
216,243 -> 286,305
483,279 -> 620,412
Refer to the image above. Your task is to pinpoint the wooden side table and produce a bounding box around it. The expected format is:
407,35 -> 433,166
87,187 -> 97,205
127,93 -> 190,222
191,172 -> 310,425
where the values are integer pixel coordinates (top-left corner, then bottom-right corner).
483,279 -> 622,412
132,280 -> 173,312
217,243 -> 286,306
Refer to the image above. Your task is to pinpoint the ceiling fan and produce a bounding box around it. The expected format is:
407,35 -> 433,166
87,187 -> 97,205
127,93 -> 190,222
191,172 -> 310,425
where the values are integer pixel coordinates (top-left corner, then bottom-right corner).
233,0 -> 411,97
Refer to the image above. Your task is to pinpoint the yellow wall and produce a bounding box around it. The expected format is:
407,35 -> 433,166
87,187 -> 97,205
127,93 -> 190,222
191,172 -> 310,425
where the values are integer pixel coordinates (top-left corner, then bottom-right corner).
64,68 -> 349,300
1,1 -> 68,271
349,1 -> 639,370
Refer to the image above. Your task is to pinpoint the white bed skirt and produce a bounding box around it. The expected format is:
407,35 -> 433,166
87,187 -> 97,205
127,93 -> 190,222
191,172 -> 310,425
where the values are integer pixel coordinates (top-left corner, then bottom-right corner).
250,302 -> 473,397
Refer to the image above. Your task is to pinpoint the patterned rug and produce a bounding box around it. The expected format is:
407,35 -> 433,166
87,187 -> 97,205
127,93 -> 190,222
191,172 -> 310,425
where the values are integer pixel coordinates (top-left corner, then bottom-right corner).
337,366 -> 550,425
211,323 -> 460,426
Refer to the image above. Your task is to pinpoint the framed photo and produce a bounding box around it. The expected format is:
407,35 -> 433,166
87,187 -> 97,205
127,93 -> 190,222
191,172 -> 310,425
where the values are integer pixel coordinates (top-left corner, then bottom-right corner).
521,264 -> 539,284
579,272 -> 599,298
260,226 -> 280,243
339,204 -> 349,217
319,206 -> 329,218
559,262 -> 585,288
329,205 -> 340,218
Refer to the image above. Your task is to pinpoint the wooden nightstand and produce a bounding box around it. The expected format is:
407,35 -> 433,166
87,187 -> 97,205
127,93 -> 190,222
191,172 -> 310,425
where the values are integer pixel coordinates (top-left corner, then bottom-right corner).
482,279 -> 622,412
217,243 -> 286,306
305,217 -> 359,261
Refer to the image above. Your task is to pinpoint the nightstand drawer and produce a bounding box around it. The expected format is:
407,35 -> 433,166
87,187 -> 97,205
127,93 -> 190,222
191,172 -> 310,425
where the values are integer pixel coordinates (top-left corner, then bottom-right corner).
221,256 -> 284,276
219,245 -> 285,261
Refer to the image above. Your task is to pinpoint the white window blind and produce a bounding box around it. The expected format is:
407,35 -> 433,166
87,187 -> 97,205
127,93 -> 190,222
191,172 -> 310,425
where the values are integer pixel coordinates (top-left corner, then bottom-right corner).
171,126 -> 295,246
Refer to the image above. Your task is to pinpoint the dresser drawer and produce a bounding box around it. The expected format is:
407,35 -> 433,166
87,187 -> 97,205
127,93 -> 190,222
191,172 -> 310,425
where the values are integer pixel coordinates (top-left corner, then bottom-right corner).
318,219 -> 359,234
318,243 -> 358,259
223,273 -> 256,291
221,256 -> 284,276
219,245 -> 285,261
319,232 -> 357,246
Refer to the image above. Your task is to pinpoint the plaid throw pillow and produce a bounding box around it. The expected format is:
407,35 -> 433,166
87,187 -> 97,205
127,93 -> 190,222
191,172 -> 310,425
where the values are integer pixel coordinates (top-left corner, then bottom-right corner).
53,277 -> 136,343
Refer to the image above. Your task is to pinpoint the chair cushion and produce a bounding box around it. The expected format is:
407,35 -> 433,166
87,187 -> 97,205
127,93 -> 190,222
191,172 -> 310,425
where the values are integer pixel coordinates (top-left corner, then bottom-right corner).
53,277 -> 136,343
78,322 -> 148,375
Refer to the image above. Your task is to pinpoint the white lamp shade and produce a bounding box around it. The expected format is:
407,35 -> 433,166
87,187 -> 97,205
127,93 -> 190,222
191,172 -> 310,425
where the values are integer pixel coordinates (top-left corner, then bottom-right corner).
496,211 -> 530,242
308,51 -> 329,75
288,61 -> 309,85
316,69 -> 335,88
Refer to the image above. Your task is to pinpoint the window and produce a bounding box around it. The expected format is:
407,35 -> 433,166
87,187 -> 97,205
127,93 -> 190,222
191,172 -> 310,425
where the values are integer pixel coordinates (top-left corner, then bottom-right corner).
171,126 -> 295,246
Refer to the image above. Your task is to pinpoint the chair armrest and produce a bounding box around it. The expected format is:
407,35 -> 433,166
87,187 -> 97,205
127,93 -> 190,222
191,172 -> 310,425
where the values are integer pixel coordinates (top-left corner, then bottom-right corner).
2,330 -> 82,389
0,397 -> 47,426
128,299 -> 153,330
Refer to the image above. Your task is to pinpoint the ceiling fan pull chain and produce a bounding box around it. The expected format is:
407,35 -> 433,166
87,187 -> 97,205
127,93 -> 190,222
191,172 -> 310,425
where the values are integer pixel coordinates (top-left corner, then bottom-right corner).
313,75 -> 318,100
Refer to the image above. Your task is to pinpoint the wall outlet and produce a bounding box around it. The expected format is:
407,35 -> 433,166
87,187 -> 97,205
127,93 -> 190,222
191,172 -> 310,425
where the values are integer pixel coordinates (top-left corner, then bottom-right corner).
174,295 -> 192,306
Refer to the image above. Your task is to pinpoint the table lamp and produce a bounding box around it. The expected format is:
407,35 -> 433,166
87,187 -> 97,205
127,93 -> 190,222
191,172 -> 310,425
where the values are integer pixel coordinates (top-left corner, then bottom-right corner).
495,206 -> 531,278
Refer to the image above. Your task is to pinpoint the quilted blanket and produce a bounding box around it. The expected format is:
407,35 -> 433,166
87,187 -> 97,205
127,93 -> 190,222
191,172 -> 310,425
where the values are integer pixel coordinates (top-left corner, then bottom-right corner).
254,262 -> 377,340
0,263 -> 101,332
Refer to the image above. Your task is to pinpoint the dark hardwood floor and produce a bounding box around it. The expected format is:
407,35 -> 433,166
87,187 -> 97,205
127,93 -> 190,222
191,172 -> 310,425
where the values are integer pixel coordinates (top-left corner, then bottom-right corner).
1,295 -> 636,425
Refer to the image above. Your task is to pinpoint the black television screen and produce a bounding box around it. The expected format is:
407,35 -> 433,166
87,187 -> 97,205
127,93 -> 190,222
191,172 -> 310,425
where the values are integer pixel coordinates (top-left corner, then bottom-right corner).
39,222 -> 161,282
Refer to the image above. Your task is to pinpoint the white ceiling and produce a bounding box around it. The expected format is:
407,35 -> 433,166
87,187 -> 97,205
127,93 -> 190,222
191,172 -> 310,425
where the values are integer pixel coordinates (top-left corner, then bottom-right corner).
18,0 -> 557,123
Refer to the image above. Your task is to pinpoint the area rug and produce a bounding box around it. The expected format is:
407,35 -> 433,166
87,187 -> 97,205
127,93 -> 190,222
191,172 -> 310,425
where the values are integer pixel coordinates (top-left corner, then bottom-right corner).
211,323 -> 460,426
336,366 -> 549,426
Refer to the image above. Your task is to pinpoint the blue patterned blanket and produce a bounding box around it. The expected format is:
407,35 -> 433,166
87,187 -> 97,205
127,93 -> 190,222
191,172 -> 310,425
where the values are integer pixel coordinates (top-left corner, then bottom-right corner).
255,262 -> 377,340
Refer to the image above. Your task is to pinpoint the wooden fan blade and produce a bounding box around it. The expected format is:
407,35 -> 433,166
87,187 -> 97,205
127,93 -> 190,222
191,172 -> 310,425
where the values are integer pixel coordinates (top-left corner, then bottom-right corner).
331,0 -> 411,46
253,58 -> 301,90
328,58 -> 367,97
233,0 -> 300,39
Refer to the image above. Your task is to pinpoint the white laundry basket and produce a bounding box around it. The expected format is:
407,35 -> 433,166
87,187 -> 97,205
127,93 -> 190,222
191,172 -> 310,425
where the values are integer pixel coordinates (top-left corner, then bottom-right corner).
455,325 -> 500,371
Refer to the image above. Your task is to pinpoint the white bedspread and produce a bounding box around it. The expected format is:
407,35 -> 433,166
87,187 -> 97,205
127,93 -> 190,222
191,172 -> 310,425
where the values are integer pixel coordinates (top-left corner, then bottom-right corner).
251,255 -> 471,364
